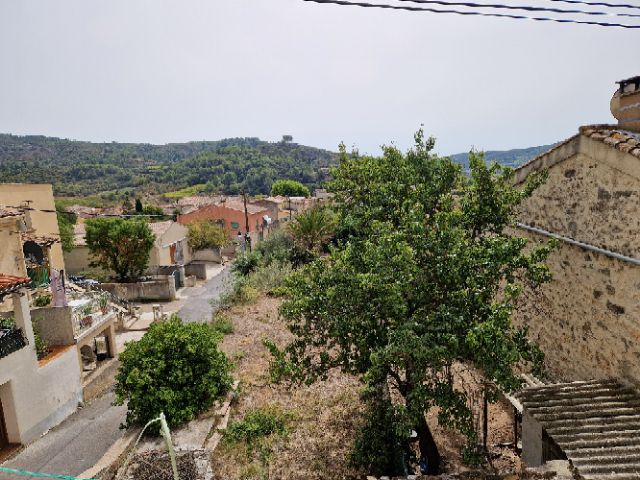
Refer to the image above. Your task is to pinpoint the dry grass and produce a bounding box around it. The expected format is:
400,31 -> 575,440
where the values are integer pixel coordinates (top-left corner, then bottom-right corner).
211,295 -> 522,479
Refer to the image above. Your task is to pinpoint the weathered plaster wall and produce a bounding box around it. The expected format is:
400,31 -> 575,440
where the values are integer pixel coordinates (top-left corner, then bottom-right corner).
518,137 -> 640,258
513,229 -> 640,383
99,277 -> 176,301
0,217 -> 28,277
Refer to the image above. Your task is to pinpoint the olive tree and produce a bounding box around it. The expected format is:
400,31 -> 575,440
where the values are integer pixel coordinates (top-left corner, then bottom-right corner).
267,130 -> 553,475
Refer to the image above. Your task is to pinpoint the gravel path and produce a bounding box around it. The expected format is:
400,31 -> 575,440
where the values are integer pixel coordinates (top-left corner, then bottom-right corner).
177,265 -> 233,323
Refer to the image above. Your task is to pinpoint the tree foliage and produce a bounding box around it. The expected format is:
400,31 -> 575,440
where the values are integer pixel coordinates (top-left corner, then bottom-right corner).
268,130 -> 553,475
187,220 -> 228,251
114,316 -> 232,429
287,206 -> 337,255
56,203 -> 76,253
271,179 -> 310,198
85,217 -> 155,282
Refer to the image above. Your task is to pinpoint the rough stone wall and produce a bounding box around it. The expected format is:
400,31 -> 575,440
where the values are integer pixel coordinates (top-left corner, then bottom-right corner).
513,229 -> 640,383
517,138 -> 640,258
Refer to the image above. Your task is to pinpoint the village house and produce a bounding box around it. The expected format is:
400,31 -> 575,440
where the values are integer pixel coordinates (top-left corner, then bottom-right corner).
177,198 -> 269,244
509,76 -> 640,478
0,274 -> 82,456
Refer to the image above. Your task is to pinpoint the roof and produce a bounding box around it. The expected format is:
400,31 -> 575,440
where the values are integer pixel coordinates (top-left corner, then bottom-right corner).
579,125 -> 640,159
0,207 -> 23,219
21,232 -> 60,247
177,196 -> 219,208
220,200 -> 267,215
148,221 -> 173,238
517,379 -> 640,480
0,274 -> 31,296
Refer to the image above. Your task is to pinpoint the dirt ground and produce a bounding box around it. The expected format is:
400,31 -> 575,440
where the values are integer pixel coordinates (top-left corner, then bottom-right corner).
210,295 -> 522,479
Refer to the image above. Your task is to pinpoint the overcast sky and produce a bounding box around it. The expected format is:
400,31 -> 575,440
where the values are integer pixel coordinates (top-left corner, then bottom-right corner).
0,0 -> 637,155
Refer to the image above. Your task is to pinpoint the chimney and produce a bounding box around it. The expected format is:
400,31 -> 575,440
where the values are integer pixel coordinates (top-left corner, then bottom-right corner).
611,76 -> 640,133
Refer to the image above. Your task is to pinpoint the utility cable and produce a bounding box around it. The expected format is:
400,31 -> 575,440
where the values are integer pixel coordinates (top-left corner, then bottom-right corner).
546,0 -> 640,11
302,0 -> 640,28
401,0 -> 640,17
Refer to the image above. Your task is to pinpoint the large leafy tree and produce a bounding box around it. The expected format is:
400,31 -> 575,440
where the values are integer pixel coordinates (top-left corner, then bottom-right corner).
85,217 -> 155,282
271,179 -> 310,198
55,203 -> 76,253
187,220 -> 229,251
287,206 -> 337,255
269,131 -> 553,475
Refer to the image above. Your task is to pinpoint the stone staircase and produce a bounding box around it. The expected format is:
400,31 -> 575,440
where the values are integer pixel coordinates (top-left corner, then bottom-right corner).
518,379 -> 640,480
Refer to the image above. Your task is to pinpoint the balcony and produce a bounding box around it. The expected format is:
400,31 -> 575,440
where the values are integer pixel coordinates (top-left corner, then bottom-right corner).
67,292 -> 114,340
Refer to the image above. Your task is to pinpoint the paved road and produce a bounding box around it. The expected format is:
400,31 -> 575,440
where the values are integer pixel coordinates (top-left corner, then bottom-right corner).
178,265 -> 233,323
1,391 -> 127,479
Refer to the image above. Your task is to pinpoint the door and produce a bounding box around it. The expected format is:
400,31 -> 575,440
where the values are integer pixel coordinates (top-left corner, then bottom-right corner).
0,398 -> 9,449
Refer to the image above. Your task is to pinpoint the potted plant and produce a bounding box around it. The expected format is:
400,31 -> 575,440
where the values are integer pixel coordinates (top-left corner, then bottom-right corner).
80,304 -> 93,328
98,293 -> 109,314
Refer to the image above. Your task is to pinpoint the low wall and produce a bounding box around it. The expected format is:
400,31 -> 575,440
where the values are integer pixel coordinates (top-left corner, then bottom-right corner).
193,248 -> 223,263
31,306 -> 75,346
99,277 -> 176,302
185,262 -> 207,280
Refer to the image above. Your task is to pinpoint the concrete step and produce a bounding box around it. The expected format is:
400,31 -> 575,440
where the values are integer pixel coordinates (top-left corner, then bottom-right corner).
521,385 -> 634,405
582,474 -> 640,480
533,406 -> 640,423
567,444 -> 640,458
528,396 -> 640,413
575,461 -> 640,475
546,418 -> 640,436
555,429 -> 640,449
573,453 -> 640,467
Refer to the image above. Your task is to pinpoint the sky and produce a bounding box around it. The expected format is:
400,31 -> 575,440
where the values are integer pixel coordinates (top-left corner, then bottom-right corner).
0,0 -> 638,156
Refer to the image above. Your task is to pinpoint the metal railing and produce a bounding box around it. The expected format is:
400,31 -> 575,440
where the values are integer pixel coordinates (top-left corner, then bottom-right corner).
0,327 -> 28,360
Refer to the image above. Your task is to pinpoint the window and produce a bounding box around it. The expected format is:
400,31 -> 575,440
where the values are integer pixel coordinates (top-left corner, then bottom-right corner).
231,222 -> 240,229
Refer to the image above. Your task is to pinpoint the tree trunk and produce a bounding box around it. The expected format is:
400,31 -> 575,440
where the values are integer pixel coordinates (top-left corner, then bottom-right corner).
417,415 -> 440,475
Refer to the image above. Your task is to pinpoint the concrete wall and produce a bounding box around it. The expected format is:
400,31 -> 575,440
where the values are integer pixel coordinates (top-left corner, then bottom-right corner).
31,306 -> 75,346
0,184 -> 65,272
185,262 -> 208,280
0,216 -> 28,277
99,277 -> 176,301
0,293 -> 81,445
192,248 -> 223,263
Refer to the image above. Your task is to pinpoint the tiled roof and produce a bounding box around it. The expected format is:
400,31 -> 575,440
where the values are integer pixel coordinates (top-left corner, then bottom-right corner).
148,220 -> 173,238
580,125 -> 640,158
0,274 -> 31,296
177,196 -> 219,208
21,232 -> 60,247
222,200 -> 267,215
0,207 -> 23,219
517,379 -> 640,480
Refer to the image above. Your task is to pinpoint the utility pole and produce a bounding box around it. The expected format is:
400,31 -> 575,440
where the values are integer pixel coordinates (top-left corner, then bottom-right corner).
288,196 -> 292,220
243,191 -> 251,252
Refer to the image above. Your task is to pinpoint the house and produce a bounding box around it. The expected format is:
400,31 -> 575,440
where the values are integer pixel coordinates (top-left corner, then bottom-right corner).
0,275 -> 82,452
0,184 -> 65,274
65,220 -> 191,277
509,77 -> 640,477
177,199 -> 269,244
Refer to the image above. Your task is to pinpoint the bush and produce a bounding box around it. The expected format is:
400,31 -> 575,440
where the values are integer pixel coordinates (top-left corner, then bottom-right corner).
224,405 -> 290,453
114,316 -> 232,429
232,251 -> 261,277
256,230 -> 294,265
246,262 -> 292,295
211,312 -> 234,335
187,220 -> 228,251
33,294 -> 52,308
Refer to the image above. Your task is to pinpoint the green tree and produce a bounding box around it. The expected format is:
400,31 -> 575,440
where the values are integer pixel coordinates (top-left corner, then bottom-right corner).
85,217 -> 155,282
55,203 -> 77,253
114,316 -> 232,429
287,206 -> 337,255
268,131 -> 553,475
271,179 -> 310,198
187,220 -> 229,251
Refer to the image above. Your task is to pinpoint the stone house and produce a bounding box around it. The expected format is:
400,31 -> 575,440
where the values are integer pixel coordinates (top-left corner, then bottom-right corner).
0,275 -> 82,453
509,76 -> 640,477
177,199 -> 269,244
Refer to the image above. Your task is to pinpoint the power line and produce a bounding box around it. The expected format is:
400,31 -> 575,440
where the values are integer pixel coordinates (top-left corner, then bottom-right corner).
301,0 -> 640,27
546,0 -> 640,11
401,0 -> 640,17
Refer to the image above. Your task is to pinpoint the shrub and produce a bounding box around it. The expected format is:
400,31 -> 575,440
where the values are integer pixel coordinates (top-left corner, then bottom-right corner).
224,405 -> 290,454
246,262 -> 292,295
271,179 -> 310,198
256,230 -> 294,265
33,294 -> 52,308
187,220 -> 228,251
32,316 -> 51,360
212,312 -> 234,335
232,251 -> 261,277
114,316 -> 232,429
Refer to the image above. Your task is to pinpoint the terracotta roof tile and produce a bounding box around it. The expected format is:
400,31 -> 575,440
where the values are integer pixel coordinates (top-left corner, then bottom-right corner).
579,125 -> 640,159
21,232 -> 60,247
0,207 -> 23,219
0,274 -> 31,295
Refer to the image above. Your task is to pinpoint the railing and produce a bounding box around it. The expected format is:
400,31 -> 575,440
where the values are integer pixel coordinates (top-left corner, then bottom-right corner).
0,327 -> 28,360
67,291 -> 114,338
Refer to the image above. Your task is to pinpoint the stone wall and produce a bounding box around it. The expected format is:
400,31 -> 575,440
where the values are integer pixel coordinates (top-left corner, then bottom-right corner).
517,137 -> 640,258
512,229 -> 640,383
99,277 -> 176,302
31,306 -> 75,346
